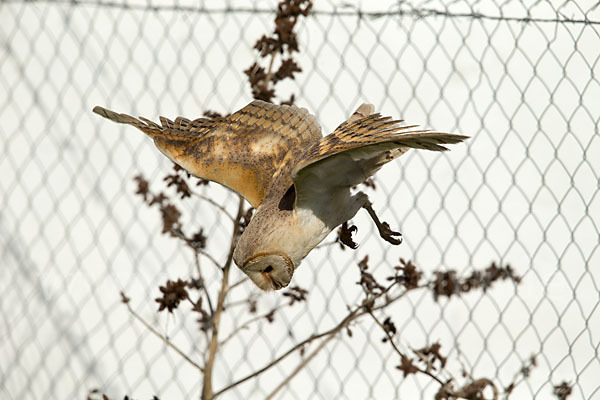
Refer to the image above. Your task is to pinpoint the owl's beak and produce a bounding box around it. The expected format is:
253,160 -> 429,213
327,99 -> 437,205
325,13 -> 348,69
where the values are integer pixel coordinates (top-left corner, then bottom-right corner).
244,268 -> 290,291
262,269 -> 286,290
240,252 -> 294,291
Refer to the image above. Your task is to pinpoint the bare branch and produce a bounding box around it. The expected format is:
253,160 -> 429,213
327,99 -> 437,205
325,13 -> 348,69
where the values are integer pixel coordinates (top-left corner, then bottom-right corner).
213,307 -> 361,398
193,251 -> 214,316
265,333 -> 336,400
193,249 -> 202,277
222,299 -> 251,309
366,309 -> 445,386
261,52 -> 277,92
202,196 -> 245,400
213,280 -> 410,397
455,378 -> 498,400
228,277 -> 248,291
219,309 -> 276,347
314,240 -> 339,249
123,295 -> 204,373
191,189 -> 235,222
197,249 -> 223,270
504,354 -> 538,398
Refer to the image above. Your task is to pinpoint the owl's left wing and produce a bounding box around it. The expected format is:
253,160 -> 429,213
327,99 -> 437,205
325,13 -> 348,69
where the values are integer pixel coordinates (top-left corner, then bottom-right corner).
93,100 -> 322,208
291,107 -> 468,208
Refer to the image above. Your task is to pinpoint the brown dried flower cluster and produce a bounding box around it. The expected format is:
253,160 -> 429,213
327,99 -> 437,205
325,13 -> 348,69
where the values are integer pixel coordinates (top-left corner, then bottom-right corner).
415,342 -> 448,370
395,343 -> 447,377
432,262 -> 521,301
282,285 -> 309,305
380,316 -> 397,342
388,258 -> 422,289
193,298 -> 212,332
553,381 -> 573,400
244,0 -> 313,103
164,167 -> 192,199
133,169 -> 207,251
357,255 -> 386,295
155,279 -> 189,313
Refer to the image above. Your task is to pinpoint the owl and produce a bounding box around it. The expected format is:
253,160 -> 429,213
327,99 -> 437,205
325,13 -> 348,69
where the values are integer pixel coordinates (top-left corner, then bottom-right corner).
93,100 -> 467,290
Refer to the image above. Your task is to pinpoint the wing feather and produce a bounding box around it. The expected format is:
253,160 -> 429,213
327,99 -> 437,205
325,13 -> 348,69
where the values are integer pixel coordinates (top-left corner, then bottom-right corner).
93,100 -> 322,207
292,105 -> 468,208
293,111 -> 468,176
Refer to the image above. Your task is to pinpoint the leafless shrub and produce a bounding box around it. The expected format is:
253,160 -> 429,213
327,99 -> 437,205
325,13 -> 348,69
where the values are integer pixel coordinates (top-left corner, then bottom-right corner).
91,1 -> 569,399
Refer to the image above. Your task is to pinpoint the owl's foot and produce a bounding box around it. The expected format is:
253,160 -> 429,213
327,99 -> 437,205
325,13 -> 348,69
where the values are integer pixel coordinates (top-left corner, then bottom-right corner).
377,221 -> 403,245
363,203 -> 403,245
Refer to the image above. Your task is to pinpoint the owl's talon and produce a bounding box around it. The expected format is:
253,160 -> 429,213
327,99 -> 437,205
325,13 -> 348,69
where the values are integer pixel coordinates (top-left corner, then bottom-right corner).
363,202 -> 403,246
378,221 -> 403,245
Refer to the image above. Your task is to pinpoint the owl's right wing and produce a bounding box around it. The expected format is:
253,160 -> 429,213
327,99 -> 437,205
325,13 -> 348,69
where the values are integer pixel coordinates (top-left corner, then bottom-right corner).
93,100 -> 322,208
291,104 -> 468,211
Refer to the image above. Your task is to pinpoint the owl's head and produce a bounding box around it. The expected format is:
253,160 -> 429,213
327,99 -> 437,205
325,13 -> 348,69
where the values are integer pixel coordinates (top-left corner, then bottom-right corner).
240,252 -> 294,291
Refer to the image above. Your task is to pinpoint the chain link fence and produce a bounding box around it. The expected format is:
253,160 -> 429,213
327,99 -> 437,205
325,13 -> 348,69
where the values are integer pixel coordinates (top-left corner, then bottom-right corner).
1,0 -> 599,399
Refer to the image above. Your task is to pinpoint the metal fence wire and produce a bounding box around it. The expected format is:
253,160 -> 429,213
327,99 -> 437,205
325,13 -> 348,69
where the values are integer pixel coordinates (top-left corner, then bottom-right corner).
1,0 -> 599,399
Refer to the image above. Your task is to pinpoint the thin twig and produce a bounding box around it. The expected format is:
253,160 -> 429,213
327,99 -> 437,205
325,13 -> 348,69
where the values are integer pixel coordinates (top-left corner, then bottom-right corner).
366,309 -> 445,386
191,189 -> 235,222
264,333 -> 337,400
186,296 -> 199,309
198,249 -> 223,270
219,309 -> 276,347
202,195 -> 245,400
213,307 -> 361,398
125,300 -> 204,373
502,354 -> 538,399
167,228 -> 220,271
222,298 -> 252,309
193,251 -> 214,315
228,277 -> 248,290
213,281 -> 409,398
370,283 -> 427,312
193,249 -> 202,277
456,378 -> 498,400
261,52 -> 277,92
314,240 -> 339,249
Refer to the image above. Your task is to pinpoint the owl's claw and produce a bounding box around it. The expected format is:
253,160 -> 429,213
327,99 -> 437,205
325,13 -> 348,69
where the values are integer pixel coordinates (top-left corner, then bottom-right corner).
363,202 -> 403,246
377,221 -> 403,245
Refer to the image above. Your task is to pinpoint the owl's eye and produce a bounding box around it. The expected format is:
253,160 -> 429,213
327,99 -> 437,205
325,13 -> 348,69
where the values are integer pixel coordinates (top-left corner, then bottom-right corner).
263,265 -> 274,273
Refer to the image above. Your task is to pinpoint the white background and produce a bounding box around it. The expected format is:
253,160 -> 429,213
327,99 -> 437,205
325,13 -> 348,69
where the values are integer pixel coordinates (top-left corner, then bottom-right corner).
1,0 -> 599,399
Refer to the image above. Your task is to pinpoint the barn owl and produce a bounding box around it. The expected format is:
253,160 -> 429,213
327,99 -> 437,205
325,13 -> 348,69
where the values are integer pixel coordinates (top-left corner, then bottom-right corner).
93,100 -> 467,291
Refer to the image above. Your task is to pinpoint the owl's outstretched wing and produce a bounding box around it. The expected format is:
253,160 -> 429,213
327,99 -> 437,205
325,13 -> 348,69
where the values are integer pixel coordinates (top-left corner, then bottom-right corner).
291,104 -> 468,208
93,100 -> 322,208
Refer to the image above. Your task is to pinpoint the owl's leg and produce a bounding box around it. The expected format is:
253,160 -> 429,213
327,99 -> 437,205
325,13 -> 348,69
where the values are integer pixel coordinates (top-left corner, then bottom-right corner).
362,200 -> 403,245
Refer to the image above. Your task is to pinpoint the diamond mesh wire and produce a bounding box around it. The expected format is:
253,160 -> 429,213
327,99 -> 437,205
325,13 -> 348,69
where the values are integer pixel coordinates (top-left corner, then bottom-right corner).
1,1 -> 599,399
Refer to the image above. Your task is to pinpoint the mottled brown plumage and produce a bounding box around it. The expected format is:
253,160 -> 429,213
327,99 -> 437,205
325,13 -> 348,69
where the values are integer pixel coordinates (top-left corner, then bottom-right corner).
93,100 -> 468,290
94,101 -> 321,207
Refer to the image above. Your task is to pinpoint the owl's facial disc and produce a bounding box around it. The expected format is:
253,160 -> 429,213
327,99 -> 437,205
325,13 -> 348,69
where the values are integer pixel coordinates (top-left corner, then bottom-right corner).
241,252 -> 294,291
